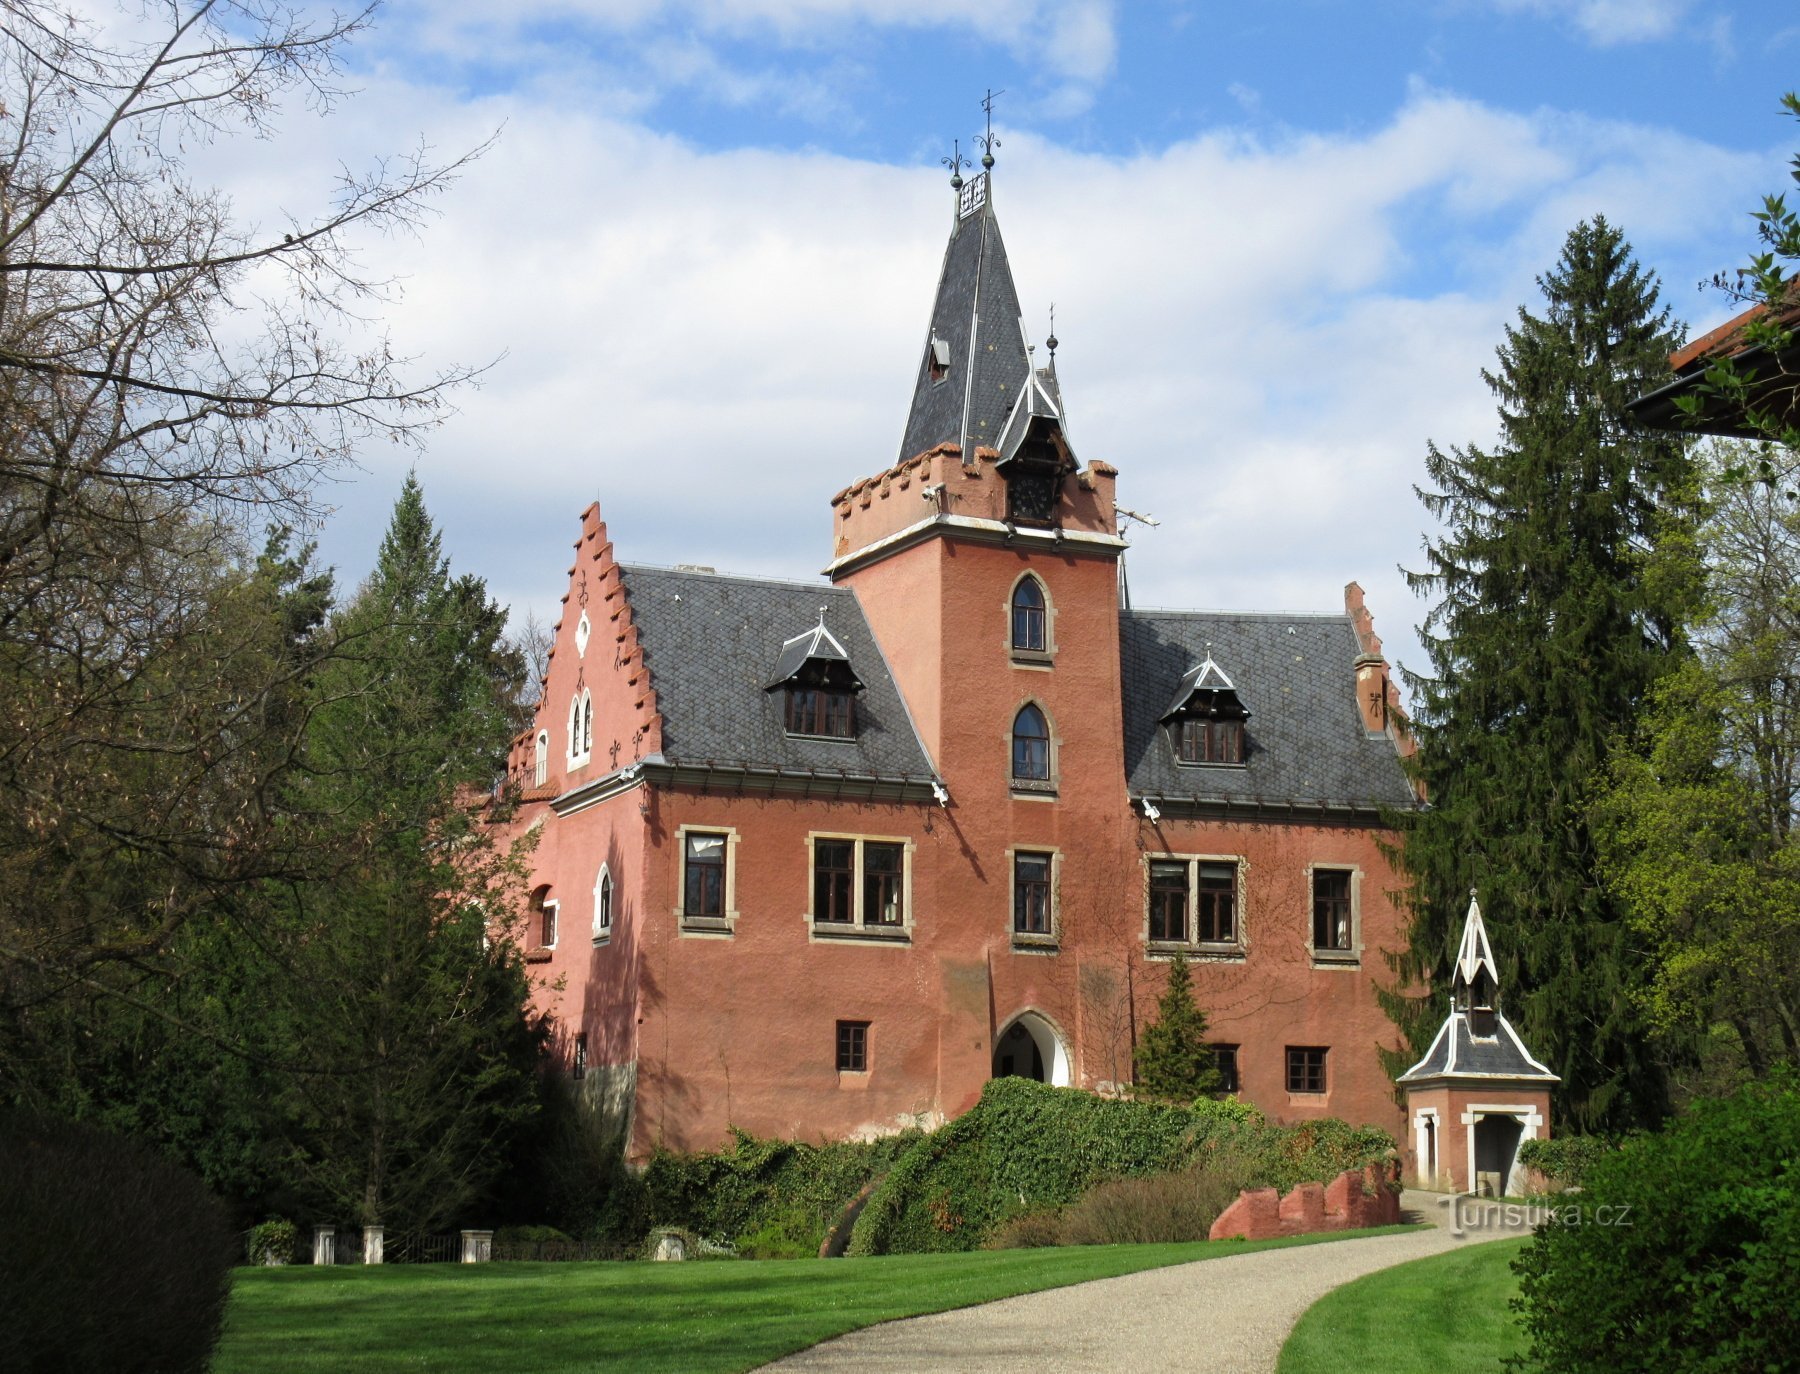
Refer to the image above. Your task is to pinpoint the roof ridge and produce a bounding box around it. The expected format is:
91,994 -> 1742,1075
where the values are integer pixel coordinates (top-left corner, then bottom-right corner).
1124,606 -> 1354,622
620,562 -> 843,593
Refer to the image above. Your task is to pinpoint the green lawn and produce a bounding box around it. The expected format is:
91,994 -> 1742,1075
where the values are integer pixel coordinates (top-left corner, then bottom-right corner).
1277,1236 -> 1529,1374
218,1226 -> 1414,1373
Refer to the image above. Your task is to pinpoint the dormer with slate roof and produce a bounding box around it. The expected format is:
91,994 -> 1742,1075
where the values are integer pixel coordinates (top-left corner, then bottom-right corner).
1158,653 -> 1251,767
765,615 -> 866,740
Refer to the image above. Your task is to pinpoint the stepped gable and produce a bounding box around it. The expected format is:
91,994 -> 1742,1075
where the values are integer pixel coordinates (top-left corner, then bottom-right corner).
1120,609 -> 1418,813
618,566 -> 934,781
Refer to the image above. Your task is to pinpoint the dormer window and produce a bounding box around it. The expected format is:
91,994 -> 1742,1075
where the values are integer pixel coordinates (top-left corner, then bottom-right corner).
927,336 -> 950,384
767,615 -> 865,741
1160,654 -> 1250,768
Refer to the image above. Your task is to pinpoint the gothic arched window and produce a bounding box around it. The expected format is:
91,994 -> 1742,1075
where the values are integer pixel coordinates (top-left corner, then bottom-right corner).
1012,704 -> 1051,781
1011,576 -> 1047,652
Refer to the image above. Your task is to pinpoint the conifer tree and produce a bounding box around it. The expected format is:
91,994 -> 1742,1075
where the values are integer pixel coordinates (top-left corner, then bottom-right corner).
1133,953 -> 1222,1101
1390,217 -> 1695,1133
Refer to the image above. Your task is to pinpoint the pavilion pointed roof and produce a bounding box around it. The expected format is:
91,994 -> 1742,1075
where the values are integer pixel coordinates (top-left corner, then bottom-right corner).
1454,893 -> 1501,1003
896,169 -> 1037,463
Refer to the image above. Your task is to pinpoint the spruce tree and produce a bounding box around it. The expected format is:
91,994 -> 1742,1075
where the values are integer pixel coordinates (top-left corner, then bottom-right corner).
1390,217 -> 1695,1133
1133,953 -> 1222,1101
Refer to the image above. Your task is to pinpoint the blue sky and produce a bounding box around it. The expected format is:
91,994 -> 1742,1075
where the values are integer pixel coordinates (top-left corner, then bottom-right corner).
239,0 -> 1800,686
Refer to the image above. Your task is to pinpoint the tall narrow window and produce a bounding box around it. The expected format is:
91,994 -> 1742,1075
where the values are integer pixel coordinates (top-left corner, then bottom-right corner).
813,839 -> 855,924
581,693 -> 594,755
1196,863 -> 1236,944
1312,869 -> 1353,952
1012,704 -> 1050,781
1209,1044 -> 1240,1093
1011,577 -> 1046,652
683,833 -> 726,919
531,887 -> 558,948
573,1033 -> 587,1081
1013,852 -> 1052,935
534,730 -> 548,786
593,867 -> 613,941
837,1020 -> 870,1072
1149,861 -> 1188,942
863,843 -> 904,926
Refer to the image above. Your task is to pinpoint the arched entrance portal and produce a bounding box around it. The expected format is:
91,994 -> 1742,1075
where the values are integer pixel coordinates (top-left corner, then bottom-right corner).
992,1011 -> 1072,1087
1473,1113 -> 1526,1197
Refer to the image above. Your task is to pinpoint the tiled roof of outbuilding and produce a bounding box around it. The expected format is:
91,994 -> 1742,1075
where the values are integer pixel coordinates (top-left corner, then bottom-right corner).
1396,1012 -> 1559,1084
1121,609 -> 1417,811
621,566 -> 935,780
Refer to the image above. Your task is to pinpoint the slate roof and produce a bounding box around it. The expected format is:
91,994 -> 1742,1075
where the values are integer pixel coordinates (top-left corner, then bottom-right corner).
1396,1012 -> 1559,1085
766,621 -> 861,690
620,566 -> 935,780
1121,610 -> 1417,811
897,173 -> 1034,463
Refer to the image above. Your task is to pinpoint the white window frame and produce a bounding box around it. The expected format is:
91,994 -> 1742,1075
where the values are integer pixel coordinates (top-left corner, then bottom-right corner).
568,688 -> 593,767
1141,852 -> 1247,958
593,864 -> 613,943
804,832 -> 914,942
534,730 -> 549,787
539,898 -> 559,950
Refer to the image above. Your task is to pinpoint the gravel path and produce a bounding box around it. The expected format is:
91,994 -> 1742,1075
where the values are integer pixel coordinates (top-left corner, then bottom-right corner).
759,1192 -> 1528,1374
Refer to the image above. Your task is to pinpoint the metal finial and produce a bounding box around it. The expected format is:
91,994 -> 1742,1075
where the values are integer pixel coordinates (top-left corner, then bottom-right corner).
941,139 -> 968,191
1046,303 -> 1058,356
978,88 -> 1005,169
818,605 -> 828,628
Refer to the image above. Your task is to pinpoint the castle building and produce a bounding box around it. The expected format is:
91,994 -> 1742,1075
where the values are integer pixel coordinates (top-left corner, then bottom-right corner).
502,159 -> 1423,1161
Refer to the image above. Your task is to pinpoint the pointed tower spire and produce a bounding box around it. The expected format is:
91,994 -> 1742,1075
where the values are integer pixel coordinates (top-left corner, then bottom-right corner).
897,98 -> 1034,465
1452,890 -> 1501,1013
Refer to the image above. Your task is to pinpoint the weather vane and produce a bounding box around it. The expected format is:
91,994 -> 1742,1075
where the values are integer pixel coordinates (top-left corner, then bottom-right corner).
941,139 -> 969,191
977,88 -> 1004,169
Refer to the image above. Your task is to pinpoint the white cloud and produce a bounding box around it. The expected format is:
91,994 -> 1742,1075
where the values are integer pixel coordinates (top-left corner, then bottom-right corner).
1487,0 -> 1696,46
219,73 -> 1777,695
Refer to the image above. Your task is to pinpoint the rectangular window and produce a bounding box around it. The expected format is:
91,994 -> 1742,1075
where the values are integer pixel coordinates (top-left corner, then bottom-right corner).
1209,1044 -> 1239,1094
1175,718 -> 1244,765
1013,852 -> 1052,935
1148,861 -> 1188,943
1196,863 -> 1236,943
811,837 -> 909,932
786,688 -> 855,738
813,839 -> 855,923
863,843 -> 904,926
836,1020 -> 869,1072
1286,1046 -> 1327,1094
541,900 -> 559,948
573,1032 -> 587,1081
683,833 -> 727,919
1312,869 -> 1353,951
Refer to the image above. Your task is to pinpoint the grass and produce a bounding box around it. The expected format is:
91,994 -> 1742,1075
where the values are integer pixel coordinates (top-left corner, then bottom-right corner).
217,1225 -> 1414,1374
1276,1236 -> 1529,1374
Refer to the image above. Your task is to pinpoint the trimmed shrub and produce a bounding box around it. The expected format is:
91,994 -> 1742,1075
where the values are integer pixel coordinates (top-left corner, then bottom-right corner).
1058,1163 -> 1248,1245
245,1218 -> 299,1265
847,1077 -> 1392,1255
1511,1079 -> 1800,1373
1516,1134 -> 1614,1190
0,1110 -> 237,1374
985,1208 -> 1066,1249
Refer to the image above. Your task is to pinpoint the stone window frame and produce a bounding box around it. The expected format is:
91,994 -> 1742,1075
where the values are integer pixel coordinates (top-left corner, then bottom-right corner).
674,824 -> 739,937
804,831 -> 915,944
1141,851 -> 1247,961
1285,1045 -> 1328,1095
1008,699 -> 1060,797
567,688 -> 593,768
1005,570 -> 1056,667
592,863 -> 613,945
1007,844 -> 1061,952
1307,862 -> 1362,968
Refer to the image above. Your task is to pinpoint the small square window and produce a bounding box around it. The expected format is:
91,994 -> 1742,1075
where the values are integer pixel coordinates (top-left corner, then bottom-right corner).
836,1020 -> 869,1072
1313,870 -> 1353,951
1209,1044 -> 1239,1094
1286,1046 -> 1327,1094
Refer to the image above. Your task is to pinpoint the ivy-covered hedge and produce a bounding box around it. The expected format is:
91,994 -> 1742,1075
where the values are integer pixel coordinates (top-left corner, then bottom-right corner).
641,1128 -> 920,1256
1516,1134 -> 1614,1189
846,1078 -> 1393,1255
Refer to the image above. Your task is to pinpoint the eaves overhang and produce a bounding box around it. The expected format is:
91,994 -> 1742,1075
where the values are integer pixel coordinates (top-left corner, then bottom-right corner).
825,512 -> 1126,580
1130,793 -> 1417,826
555,755 -> 943,813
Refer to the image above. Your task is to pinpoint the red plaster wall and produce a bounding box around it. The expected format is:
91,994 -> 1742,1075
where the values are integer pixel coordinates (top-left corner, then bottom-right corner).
1404,1084 -> 1552,1192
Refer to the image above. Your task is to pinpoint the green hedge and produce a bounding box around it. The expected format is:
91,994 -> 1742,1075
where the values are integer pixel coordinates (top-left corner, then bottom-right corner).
847,1079 -> 1393,1255
1516,1133 -> 1615,1189
641,1128 -> 920,1255
1511,1078 -> 1800,1374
